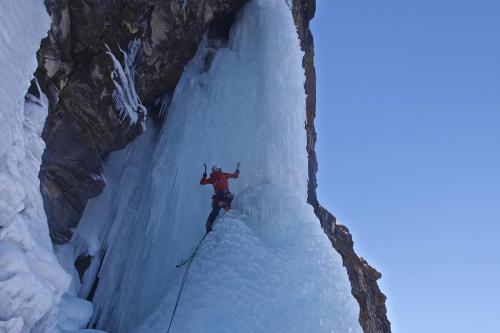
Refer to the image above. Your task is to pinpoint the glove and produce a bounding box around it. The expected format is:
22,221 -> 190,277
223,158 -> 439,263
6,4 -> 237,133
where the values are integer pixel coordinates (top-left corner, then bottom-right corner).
203,172 -> 207,178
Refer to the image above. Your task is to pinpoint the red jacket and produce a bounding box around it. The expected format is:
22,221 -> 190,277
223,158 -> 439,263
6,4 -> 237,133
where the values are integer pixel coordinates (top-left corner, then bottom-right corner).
200,170 -> 239,193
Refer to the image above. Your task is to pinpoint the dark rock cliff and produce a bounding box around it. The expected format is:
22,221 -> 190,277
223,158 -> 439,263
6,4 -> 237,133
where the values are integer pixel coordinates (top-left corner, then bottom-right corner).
35,0 -> 390,331
290,0 -> 391,332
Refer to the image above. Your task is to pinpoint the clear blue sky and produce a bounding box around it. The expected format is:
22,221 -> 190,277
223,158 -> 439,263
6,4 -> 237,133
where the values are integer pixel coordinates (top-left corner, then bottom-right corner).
311,1 -> 500,332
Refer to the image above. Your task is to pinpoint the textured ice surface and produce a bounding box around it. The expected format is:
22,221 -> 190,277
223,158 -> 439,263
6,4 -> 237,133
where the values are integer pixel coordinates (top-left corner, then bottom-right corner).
0,1 -> 72,332
0,2 -> 97,332
136,186 -> 361,333
74,0 -> 362,332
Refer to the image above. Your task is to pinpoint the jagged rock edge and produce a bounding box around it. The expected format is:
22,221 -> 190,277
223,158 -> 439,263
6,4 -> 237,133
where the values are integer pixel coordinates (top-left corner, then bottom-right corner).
290,0 -> 392,332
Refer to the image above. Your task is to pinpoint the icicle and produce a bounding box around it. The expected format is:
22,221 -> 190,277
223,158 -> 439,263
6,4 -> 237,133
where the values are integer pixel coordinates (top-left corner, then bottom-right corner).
105,41 -> 147,130
155,92 -> 174,117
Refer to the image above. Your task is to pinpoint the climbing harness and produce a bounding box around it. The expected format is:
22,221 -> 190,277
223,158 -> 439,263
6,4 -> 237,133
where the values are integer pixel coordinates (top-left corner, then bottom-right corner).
166,232 -> 208,333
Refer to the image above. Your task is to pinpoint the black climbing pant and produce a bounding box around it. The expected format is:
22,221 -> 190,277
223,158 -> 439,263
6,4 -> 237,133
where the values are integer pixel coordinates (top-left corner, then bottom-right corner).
205,190 -> 233,232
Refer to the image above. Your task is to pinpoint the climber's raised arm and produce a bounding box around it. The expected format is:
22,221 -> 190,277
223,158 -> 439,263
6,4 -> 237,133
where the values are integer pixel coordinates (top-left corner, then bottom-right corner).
200,163 -> 212,185
200,172 -> 212,185
222,162 -> 240,179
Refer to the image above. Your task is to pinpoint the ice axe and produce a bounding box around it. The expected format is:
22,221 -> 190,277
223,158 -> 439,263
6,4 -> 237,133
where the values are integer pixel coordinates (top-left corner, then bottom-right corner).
203,163 -> 207,174
236,162 -> 240,170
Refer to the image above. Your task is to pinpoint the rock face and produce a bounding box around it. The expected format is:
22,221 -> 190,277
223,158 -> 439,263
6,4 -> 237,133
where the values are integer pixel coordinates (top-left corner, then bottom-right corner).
36,0 -> 246,243
35,0 -> 390,331
290,0 -> 391,332
327,224 -> 392,333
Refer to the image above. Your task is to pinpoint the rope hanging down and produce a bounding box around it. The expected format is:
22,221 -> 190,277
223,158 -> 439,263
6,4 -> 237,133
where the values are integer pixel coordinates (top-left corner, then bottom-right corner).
167,232 -> 208,333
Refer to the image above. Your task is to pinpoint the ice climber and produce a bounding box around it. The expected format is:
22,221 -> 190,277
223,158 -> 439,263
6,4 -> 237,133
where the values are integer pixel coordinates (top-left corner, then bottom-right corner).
200,162 -> 240,233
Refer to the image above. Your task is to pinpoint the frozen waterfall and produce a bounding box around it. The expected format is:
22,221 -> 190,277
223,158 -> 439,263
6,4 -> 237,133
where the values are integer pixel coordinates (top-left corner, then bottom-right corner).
72,0 -> 362,332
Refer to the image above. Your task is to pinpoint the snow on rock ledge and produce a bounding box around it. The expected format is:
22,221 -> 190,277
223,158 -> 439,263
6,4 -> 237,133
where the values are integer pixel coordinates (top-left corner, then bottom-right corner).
0,1 -> 74,332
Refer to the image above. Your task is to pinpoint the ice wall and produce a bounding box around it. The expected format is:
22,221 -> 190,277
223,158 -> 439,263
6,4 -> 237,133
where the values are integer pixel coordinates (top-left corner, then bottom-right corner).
74,0 -> 362,332
0,2 -> 72,332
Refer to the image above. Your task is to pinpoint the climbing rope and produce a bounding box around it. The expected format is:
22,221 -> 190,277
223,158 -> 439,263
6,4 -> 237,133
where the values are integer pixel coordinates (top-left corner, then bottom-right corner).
166,232 -> 208,333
